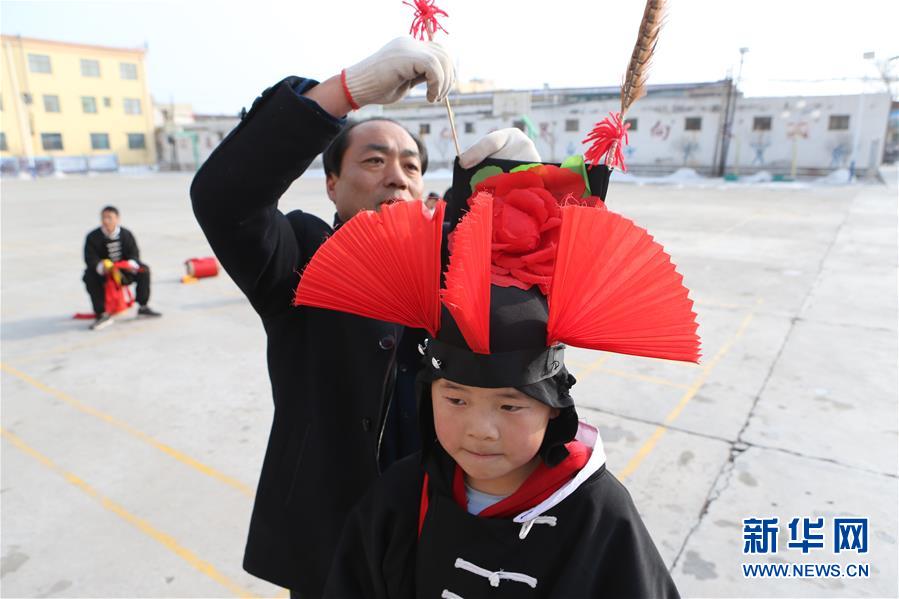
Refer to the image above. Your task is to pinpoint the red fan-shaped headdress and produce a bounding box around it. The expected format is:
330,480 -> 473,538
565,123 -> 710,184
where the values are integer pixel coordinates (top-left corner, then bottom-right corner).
294,166 -> 699,366
294,200 -> 444,336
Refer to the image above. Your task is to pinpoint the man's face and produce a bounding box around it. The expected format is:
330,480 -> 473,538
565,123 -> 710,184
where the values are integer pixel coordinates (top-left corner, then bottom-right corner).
431,378 -> 558,497
326,121 -> 424,222
101,210 -> 119,234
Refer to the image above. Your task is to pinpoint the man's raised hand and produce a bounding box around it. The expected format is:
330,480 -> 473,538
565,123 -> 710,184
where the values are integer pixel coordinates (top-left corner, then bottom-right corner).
458,128 -> 541,169
343,37 -> 454,108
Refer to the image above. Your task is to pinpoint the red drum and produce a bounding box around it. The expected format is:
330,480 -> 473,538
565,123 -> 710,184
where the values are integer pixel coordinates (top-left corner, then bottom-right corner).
185,257 -> 219,279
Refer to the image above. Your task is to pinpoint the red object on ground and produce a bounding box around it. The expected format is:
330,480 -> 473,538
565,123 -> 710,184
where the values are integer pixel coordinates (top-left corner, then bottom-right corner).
185,257 -> 219,279
73,265 -> 135,319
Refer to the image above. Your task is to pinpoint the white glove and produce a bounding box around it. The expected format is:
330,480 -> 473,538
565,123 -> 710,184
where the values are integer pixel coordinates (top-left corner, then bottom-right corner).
343,37 -> 454,108
458,128 -> 541,168
127,260 -> 140,272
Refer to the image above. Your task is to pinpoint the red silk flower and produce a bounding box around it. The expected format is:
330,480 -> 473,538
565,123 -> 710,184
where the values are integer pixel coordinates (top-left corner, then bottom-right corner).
472,166 -> 604,294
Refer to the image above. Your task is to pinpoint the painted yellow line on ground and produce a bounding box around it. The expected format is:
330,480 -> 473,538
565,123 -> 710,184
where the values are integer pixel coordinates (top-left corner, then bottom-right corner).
0,362 -> 255,498
9,297 -> 247,366
1,427 -> 259,599
566,354 -> 692,389
594,366 -> 692,390
694,299 -> 756,310
571,354 -> 611,375
618,307 -> 756,480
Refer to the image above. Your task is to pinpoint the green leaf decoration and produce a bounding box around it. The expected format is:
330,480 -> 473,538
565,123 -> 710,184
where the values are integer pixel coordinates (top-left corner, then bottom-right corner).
510,163 -> 542,173
560,154 -> 592,197
469,165 -> 504,191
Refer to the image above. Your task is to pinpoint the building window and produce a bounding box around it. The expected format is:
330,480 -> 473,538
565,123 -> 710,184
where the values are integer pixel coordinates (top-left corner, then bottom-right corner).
90,133 -> 110,150
464,122 -> 475,134
419,123 -> 430,135
565,119 -> 579,132
82,96 -> 98,114
753,116 -> 772,131
625,118 -> 638,132
28,53 -> 51,73
0,132 -> 7,151
124,98 -> 142,115
120,62 -> 138,80
127,133 -> 146,149
829,115 -> 850,130
685,117 -> 702,131
43,95 -> 61,113
80,59 -> 100,77
103,97 -> 111,107
41,133 -> 63,150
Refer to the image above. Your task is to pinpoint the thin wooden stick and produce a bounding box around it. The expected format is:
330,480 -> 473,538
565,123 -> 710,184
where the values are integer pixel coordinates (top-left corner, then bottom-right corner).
426,22 -> 462,156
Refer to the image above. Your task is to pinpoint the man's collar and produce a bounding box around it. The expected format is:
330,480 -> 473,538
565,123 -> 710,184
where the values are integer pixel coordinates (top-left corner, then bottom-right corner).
102,225 -> 121,239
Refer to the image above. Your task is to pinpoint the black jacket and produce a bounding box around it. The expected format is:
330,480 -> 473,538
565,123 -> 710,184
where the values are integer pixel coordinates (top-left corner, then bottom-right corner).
190,77 -> 416,594
84,227 -> 140,270
325,426 -> 680,599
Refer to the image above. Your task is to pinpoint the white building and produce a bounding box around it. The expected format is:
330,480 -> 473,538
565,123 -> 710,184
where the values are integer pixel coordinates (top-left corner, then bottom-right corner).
367,81 -> 891,178
153,102 -> 238,171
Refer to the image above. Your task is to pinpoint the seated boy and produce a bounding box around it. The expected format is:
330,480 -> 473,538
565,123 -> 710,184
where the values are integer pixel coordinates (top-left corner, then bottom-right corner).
295,166 -> 699,598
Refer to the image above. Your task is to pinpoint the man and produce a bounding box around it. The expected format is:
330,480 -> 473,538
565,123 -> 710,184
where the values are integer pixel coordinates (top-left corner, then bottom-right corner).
83,205 -> 161,330
190,37 -> 538,597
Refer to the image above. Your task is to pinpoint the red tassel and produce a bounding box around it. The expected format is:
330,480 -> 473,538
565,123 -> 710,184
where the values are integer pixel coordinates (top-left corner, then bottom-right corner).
404,0 -> 449,40
441,192 -> 493,354
547,205 -> 701,363
294,201 -> 444,336
583,112 -> 630,172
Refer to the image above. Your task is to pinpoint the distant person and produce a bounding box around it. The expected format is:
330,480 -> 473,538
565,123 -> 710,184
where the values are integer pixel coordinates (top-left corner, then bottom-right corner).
190,36 -> 537,598
82,206 -> 161,330
425,190 -> 441,210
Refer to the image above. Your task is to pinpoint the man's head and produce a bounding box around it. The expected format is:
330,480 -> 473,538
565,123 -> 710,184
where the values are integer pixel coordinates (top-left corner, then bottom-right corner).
431,378 -> 558,496
323,118 -> 428,222
100,206 -> 120,235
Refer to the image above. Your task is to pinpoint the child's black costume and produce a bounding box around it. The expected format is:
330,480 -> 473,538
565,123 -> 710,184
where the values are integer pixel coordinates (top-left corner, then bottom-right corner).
295,157 -> 700,598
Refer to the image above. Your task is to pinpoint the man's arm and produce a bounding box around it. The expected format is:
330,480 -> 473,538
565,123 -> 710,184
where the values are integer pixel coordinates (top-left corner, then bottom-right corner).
121,229 -> 140,262
190,76 -> 344,316
84,232 -> 102,272
190,39 -> 453,317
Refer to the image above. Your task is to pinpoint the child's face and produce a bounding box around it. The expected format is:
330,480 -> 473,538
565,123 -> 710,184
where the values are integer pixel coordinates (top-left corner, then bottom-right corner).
431,378 -> 558,496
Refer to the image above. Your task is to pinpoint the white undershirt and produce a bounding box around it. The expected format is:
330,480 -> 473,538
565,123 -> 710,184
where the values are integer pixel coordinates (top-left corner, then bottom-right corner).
465,484 -> 509,515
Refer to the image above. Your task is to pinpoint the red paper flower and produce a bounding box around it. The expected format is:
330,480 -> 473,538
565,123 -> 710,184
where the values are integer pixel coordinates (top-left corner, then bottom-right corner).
404,0 -> 448,40
471,166 -> 604,294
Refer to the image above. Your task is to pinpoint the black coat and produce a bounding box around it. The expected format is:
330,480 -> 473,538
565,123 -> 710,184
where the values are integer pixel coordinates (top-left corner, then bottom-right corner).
83,226 -> 140,270
325,435 -> 680,599
190,77 -> 416,595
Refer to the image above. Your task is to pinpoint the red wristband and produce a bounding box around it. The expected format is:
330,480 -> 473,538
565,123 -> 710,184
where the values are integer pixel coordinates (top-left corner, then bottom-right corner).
340,69 -> 360,111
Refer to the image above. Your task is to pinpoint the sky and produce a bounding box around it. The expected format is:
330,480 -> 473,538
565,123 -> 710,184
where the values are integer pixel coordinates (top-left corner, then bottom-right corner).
2,0 -> 897,115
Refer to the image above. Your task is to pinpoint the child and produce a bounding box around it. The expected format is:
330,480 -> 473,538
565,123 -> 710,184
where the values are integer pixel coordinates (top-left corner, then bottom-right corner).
295,165 -> 699,598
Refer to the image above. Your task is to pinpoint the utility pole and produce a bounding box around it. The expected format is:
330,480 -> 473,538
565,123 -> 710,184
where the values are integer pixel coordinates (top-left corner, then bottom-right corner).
849,52 -> 876,181
718,47 -> 748,177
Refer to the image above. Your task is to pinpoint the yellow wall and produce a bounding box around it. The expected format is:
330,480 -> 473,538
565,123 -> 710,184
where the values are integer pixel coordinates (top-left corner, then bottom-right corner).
1,35 -> 156,166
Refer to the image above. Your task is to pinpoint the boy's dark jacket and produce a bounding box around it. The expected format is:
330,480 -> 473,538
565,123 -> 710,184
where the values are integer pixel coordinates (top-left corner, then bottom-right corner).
190,77 -> 417,594
324,424 -> 680,598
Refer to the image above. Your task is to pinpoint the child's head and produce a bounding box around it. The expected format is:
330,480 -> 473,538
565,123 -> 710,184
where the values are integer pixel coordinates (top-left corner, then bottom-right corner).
431,378 -> 559,495
418,285 -> 579,484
